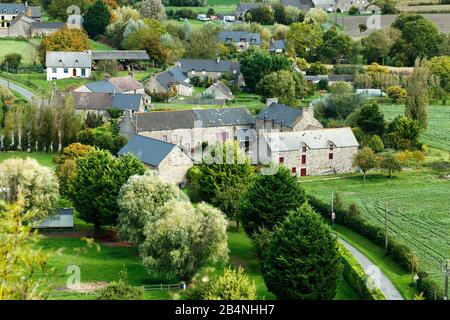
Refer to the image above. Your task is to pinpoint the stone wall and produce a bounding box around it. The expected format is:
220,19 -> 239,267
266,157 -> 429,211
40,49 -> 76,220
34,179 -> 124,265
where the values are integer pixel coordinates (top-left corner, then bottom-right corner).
274,146 -> 358,176
157,147 -> 193,185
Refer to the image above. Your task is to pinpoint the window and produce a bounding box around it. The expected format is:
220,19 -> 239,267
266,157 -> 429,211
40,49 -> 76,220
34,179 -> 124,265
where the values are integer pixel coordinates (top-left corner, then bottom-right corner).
301,155 -> 306,164
279,157 -> 284,164
301,168 -> 307,176
1,16 -> 4,20
81,68 -> 86,76
64,68 -> 68,74
162,135 -> 168,142
52,77 -> 57,80
329,153 -> 334,160
221,132 -> 228,142
52,68 -> 57,73
302,146 -> 307,153
291,167 -> 297,174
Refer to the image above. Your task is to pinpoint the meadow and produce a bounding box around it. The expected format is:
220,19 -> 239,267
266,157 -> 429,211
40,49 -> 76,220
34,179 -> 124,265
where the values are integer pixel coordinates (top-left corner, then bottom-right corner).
302,170 -> 450,289
381,103 -> 450,152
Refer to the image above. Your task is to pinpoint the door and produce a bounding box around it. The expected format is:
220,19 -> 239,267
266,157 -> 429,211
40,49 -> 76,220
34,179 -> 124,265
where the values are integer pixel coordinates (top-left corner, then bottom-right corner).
72,69 -> 77,77
300,168 -> 307,176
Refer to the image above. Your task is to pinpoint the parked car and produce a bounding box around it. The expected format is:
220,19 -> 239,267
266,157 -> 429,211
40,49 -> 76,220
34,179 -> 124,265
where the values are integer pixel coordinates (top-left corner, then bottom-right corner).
197,14 -> 211,21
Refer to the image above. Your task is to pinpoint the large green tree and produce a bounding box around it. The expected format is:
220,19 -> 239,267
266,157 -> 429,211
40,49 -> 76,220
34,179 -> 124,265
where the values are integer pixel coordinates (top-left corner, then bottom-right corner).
287,21 -> 323,58
238,47 -> 291,91
261,204 -> 342,300
356,102 -> 385,135
405,59 -> 429,130
83,0 -> 111,38
184,23 -> 221,59
68,150 -> 145,232
239,166 -> 306,238
318,28 -> 355,64
256,70 -> 306,105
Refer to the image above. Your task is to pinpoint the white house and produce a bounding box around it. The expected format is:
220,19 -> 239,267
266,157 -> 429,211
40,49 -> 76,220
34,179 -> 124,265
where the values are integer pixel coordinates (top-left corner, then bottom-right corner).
46,51 -> 92,81
34,208 -> 74,229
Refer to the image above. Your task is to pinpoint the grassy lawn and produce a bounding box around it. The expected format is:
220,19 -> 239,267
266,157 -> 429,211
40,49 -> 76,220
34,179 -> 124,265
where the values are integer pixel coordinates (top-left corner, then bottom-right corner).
0,39 -> 39,65
301,169 -> 450,292
39,223 -> 358,300
381,103 -> 450,152
0,151 -> 55,168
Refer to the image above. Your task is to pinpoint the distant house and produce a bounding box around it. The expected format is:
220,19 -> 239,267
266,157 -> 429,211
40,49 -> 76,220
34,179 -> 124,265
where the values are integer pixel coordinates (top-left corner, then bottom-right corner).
304,74 -> 354,84
177,58 -> 243,85
312,0 -> 336,12
335,0 -> 368,12
90,50 -> 150,70
119,107 -> 255,153
3,14 -> 65,38
256,101 -> 323,131
202,81 -> 234,101
235,2 -> 264,20
280,0 -> 314,11
118,135 -> 193,185
46,51 -> 150,81
218,31 -> 261,51
75,75 -> 146,95
269,39 -> 286,54
73,92 -> 146,119
262,127 -> 359,176
145,66 -> 193,97
34,208 -> 74,229
0,3 -> 41,28
356,88 -> 384,97
46,51 -> 92,81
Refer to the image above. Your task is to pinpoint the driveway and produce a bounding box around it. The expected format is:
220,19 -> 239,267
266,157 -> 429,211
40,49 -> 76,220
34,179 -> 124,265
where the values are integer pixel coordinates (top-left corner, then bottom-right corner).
338,238 -> 404,300
0,77 -> 35,101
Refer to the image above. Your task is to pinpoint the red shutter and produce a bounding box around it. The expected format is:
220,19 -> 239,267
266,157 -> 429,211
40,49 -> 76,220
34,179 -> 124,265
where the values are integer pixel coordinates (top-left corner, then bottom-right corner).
291,167 -> 297,174
301,155 -> 306,164
300,168 -> 307,176
329,153 -> 334,160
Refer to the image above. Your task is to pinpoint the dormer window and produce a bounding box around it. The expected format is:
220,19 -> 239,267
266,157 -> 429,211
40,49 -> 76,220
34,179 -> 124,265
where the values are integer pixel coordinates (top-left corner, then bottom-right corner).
226,37 -> 232,42
3,9 -> 6,14
15,9 -> 19,14
240,37 -> 246,42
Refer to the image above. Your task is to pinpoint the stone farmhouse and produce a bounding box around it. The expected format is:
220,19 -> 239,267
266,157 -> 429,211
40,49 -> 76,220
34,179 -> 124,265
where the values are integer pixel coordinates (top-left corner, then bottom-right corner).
118,135 -> 193,185
177,58 -> 243,85
218,31 -> 261,51
0,2 -> 40,28
46,50 -> 150,81
255,101 -> 323,131
73,92 -> 146,119
2,14 -> 65,38
119,107 -> 255,155
262,127 -> 359,176
202,81 -> 234,101
145,66 -> 193,97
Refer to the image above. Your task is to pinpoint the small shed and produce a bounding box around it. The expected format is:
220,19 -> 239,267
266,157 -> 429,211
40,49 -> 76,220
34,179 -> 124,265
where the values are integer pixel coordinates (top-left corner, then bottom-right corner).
202,81 -> 234,101
35,208 -> 74,229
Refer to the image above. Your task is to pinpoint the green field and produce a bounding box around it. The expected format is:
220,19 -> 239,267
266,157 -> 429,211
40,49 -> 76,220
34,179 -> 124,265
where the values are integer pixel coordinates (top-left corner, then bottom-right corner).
0,151 -> 55,168
381,103 -> 450,152
0,39 -> 39,65
302,170 -> 450,290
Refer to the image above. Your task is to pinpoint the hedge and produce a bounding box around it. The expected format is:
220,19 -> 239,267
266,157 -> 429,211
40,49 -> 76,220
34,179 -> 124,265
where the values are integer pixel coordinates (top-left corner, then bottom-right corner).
338,243 -> 386,300
308,195 -> 444,300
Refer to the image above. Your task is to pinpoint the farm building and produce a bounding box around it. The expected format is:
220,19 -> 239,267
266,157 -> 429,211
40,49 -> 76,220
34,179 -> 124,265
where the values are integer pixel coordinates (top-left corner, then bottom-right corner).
119,107 -> 255,154
202,81 -> 234,101
118,135 -> 193,185
262,127 -> 359,176
235,2 -> 264,20
145,66 -> 193,97
177,58 -> 243,85
269,39 -> 286,54
75,75 -> 147,95
255,101 -> 323,131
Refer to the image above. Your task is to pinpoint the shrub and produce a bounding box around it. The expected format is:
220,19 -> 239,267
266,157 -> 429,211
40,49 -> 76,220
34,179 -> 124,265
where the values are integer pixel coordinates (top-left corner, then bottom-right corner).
368,135 -> 385,153
387,86 -> 407,103
97,269 -> 143,300
348,6 -> 359,15
307,62 -> 328,75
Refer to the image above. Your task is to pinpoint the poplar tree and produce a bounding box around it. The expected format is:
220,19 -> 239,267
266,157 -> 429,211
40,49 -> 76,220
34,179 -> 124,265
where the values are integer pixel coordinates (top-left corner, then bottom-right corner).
405,59 -> 429,130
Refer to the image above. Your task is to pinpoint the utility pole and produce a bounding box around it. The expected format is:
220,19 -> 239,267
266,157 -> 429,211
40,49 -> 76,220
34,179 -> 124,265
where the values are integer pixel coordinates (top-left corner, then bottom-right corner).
384,202 -> 388,256
444,259 -> 449,300
331,191 -> 335,228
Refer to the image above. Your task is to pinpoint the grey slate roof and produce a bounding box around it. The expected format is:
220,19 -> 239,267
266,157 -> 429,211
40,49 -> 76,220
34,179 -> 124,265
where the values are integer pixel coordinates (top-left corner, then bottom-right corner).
280,0 -> 313,10
269,39 -> 286,52
256,103 -> 304,128
85,80 -> 118,93
236,2 -> 264,12
118,135 -> 176,167
112,94 -> 142,111
46,51 -> 92,68
31,21 -> 66,29
178,59 -> 240,74
218,31 -> 261,45
135,107 -> 254,132
205,81 -> 234,100
265,127 -> 359,152
0,4 -> 41,18
156,66 -> 192,91
91,50 -> 150,61
74,92 -> 142,111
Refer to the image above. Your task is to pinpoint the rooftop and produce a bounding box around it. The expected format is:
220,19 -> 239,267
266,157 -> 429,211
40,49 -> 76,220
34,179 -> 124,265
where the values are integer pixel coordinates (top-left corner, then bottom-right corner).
178,58 -> 240,74
46,51 -> 92,68
218,31 -> 261,45
256,102 -> 304,128
91,50 -> 150,61
118,135 -> 177,167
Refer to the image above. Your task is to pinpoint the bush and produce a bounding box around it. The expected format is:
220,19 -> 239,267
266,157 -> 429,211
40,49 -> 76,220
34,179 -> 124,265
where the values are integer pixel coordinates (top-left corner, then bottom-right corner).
97,269 -> 143,300
387,86 -> 407,103
348,6 -> 359,15
307,62 -> 328,75
338,243 -> 386,300
173,9 -> 197,19
368,135 -> 385,153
